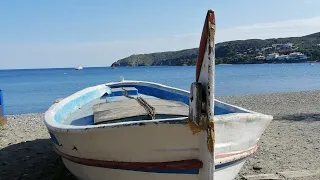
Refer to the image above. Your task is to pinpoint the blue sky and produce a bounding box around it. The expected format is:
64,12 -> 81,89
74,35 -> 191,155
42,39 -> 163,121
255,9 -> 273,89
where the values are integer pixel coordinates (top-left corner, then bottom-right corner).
1,0 -> 320,69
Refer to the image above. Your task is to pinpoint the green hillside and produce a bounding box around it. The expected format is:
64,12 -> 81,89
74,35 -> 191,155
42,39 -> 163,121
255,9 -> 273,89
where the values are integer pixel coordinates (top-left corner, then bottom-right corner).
111,32 -> 320,66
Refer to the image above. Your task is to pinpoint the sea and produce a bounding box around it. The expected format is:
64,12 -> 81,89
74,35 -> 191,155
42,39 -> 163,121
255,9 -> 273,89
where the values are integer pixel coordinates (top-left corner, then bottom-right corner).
1,63 -> 320,115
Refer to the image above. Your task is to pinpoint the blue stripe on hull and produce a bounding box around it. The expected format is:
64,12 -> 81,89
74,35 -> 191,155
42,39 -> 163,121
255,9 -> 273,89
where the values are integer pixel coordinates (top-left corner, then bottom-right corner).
215,157 -> 245,170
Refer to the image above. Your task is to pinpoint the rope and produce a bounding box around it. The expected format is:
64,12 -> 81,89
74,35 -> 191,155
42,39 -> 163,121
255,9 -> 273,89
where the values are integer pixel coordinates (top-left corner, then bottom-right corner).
136,97 -> 155,120
122,88 -> 155,119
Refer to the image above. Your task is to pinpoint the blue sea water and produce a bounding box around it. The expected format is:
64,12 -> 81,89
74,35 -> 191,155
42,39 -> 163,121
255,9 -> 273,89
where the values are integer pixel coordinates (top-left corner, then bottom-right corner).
1,63 -> 320,115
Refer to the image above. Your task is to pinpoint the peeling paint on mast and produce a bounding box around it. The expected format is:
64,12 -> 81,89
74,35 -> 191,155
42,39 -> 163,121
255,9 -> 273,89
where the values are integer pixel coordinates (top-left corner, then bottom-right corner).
200,9 -> 216,180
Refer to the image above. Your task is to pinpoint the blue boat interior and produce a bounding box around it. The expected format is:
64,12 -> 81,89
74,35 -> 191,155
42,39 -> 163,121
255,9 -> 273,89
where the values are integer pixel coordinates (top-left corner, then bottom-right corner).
61,84 -> 245,126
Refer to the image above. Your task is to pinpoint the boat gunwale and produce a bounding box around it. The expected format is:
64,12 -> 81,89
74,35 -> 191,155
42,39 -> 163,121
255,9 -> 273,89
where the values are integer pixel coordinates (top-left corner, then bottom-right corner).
44,80 -> 272,133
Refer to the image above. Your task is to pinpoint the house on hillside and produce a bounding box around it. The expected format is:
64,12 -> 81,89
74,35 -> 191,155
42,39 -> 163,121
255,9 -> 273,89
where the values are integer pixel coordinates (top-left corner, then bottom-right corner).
272,43 -> 294,50
284,43 -> 293,48
272,44 -> 282,48
266,53 -> 279,60
261,47 -> 273,51
255,55 -> 266,60
277,55 -> 289,60
288,52 -> 308,60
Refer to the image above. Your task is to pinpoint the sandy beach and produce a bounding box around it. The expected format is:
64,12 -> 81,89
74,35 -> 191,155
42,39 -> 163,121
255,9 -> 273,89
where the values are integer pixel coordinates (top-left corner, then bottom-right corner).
1,90 -> 320,180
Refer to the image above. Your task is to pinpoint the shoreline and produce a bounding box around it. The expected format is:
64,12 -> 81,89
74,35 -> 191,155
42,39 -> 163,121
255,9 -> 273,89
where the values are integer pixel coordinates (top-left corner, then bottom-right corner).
1,90 -> 320,179
1,61 -> 319,71
111,61 -> 319,67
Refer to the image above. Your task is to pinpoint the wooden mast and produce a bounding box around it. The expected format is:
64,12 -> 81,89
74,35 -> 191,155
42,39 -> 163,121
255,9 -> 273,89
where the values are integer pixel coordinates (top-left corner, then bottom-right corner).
189,9 -> 216,180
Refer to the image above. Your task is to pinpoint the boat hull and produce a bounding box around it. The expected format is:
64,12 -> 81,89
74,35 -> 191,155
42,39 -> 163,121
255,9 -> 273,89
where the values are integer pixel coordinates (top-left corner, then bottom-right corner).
45,81 -> 273,180
49,114 -> 270,180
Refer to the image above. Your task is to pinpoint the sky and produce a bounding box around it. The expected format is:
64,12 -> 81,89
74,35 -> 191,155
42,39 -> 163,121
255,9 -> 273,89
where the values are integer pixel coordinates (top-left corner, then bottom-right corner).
1,0 -> 320,69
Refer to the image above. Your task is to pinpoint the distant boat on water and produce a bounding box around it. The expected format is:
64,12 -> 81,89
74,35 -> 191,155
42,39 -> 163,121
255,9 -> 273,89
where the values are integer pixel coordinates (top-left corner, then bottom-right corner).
75,66 -> 83,70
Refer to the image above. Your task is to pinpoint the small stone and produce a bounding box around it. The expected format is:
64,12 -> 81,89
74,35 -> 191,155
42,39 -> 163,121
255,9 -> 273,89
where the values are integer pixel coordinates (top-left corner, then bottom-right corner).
253,165 -> 263,170
1,162 -> 8,166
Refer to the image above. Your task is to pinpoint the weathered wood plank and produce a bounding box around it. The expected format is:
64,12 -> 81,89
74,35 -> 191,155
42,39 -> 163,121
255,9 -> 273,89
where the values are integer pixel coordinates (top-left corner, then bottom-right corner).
93,98 -> 188,124
189,82 -> 203,126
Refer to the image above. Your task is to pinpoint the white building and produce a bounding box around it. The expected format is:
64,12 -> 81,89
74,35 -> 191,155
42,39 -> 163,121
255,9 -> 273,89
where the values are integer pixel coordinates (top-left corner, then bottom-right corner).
271,43 -> 294,50
284,43 -> 293,48
266,53 -> 279,60
255,55 -> 266,60
261,47 -> 273,51
272,44 -> 281,48
277,55 -> 289,60
288,52 -> 308,60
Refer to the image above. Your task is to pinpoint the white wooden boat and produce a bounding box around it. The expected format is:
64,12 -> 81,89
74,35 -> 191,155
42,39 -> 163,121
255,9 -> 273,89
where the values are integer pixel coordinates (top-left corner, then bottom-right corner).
44,10 -> 273,180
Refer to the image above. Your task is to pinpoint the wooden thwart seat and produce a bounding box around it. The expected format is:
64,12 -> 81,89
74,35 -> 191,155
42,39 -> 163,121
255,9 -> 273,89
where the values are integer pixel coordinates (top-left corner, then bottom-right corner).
93,98 -> 188,124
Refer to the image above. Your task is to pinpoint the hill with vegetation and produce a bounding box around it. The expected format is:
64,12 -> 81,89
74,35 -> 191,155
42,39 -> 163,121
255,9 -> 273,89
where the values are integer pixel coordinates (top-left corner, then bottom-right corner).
111,32 -> 320,66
